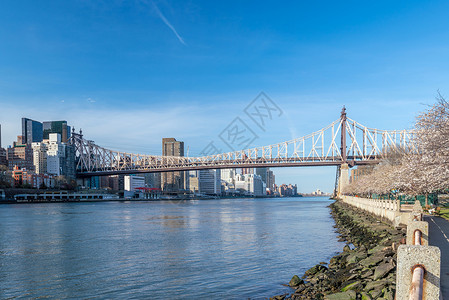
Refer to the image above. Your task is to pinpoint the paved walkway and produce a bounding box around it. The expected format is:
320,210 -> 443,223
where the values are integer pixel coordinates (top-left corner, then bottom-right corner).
426,215 -> 449,298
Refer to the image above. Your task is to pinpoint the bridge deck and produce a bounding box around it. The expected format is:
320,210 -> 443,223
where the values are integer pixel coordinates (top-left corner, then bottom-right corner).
76,159 -> 380,177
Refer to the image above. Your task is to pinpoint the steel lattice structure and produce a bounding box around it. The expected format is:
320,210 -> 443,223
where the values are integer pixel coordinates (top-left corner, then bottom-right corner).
70,108 -> 416,177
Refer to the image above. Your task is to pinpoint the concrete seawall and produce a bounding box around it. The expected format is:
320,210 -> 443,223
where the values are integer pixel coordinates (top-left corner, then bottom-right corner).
275,200 -> 405,300
341,195 -> 442,299
341,195 -> 410,226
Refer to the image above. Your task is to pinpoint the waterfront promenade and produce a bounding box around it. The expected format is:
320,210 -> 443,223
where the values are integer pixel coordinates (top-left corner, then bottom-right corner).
427,215 -> 449,298
340,195 -> 449,299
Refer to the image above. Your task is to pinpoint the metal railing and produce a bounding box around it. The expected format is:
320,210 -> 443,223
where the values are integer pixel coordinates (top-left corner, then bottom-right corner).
396,201 -> 441,300
410,229 -> 424,300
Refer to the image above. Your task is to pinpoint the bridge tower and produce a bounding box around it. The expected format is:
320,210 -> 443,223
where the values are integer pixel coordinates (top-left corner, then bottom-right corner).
70,128 -> 91,188
337,106 -> 350,198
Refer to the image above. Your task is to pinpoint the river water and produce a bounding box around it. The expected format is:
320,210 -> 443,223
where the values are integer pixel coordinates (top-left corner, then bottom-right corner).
0,197 -> 344,299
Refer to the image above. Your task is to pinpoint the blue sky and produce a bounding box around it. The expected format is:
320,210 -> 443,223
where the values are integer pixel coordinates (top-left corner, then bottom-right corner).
1,1 -> 449,192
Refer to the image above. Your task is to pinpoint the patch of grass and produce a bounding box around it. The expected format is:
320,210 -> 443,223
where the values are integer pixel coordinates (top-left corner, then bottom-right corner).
439,207 -> 449,221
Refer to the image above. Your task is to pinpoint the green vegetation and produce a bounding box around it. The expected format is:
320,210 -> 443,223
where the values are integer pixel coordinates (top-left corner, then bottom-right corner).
439,206 -> 449,221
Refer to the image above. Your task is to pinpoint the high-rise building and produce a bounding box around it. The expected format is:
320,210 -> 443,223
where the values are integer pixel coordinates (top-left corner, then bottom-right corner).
31,133 -> 75,178
65,143 -> 75,179
241,168 -> 254,175
99,175 -> 124,191
266,169 -> 275,192
100,175 -> 120,190
46,133 -> 66,176
189,175 -> 199,193
221,168 -> 236,184
7,136 -> 34,171
0,125 -> 5,166
0,147 -> 6,166
32,142 -> 48,174
277,184 -> 298,197
124,175 -> 145,192
255,168 -> 267,184
88,176 -> 100,189
199,169 -> 221,195
143,173 -> 161,189
188,170 -> 199,193
43,120 -> 71,143
220,169 -> 236,194
22,118 -> 43,144
161,138 -> 185,191
234,173 -> 264,196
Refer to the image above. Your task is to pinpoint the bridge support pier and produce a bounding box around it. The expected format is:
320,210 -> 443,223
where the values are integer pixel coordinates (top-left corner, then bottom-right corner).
337,163 -> 349,198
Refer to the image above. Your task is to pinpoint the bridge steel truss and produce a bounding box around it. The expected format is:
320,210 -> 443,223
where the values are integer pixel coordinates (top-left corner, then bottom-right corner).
70,108 -> 416,177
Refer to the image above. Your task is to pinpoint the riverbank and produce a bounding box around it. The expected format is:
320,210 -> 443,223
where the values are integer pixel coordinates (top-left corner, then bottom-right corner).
271,200 -> 405,300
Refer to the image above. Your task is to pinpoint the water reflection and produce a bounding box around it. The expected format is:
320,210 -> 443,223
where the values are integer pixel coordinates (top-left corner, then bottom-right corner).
0,197 -> 343,299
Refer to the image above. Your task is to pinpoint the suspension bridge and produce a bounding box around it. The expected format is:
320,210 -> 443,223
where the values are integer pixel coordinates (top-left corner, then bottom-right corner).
69,107 -> 416,194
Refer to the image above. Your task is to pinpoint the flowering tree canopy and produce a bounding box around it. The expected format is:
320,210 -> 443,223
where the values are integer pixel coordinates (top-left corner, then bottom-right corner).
344,93 -> 449,197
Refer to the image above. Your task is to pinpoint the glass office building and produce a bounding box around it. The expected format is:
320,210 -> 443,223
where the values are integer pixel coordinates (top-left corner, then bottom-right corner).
21,118 -> 43,144
43,121 -> 71,143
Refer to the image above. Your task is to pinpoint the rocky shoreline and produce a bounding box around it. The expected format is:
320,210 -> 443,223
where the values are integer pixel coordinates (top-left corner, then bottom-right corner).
271,200 -> 405,300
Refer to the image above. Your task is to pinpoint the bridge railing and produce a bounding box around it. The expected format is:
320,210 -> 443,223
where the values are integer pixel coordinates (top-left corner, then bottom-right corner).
70,112 -> 417,175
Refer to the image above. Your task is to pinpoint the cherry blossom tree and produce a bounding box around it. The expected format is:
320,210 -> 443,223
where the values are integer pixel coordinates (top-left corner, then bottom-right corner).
343,93 -> 449,199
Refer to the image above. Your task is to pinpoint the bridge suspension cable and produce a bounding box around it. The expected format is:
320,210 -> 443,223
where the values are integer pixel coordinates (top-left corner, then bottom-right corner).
70,109 -> 416,177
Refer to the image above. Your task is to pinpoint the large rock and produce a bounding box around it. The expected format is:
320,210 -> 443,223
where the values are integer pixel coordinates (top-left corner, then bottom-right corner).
360,292 -> 372,300
367,244 -> 385,255
304,264 -> 327,277
369,288 -> 383,299
364,280 -> 389,291
373,261 -> 395,280
347,251 -> 367,264
360,269 -> 374,279
383,287 -> 394,300
341,281 -> 362,292
360,253 -> 384,267
294,284 -> 307,293
289,275 -> 303,287
324,290 -> 356,300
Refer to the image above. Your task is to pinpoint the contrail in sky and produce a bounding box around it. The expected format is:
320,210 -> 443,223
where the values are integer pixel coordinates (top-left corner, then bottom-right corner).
150,1 -> 186,45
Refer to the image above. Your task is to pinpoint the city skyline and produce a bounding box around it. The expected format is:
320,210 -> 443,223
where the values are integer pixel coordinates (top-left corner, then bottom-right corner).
2,1 -> 449,192
0,118 -> 322,193
0,102 -> 420,194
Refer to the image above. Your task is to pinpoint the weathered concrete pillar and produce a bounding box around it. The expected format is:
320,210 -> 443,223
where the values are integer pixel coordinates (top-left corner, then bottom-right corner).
409,200 -> 424,222
396,245 -> 441,300
337,163 -> 349,198
406,221 -> 429,246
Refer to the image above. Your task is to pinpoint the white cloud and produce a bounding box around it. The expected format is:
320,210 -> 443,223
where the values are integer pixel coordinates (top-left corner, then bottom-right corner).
148,0 -> 186,45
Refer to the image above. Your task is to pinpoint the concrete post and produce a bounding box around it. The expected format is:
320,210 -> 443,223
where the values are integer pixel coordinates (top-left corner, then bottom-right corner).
406,221 -> 429,246
337,163 -> 349,198
409,200 -> 424,222
396,245 -> 441,300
